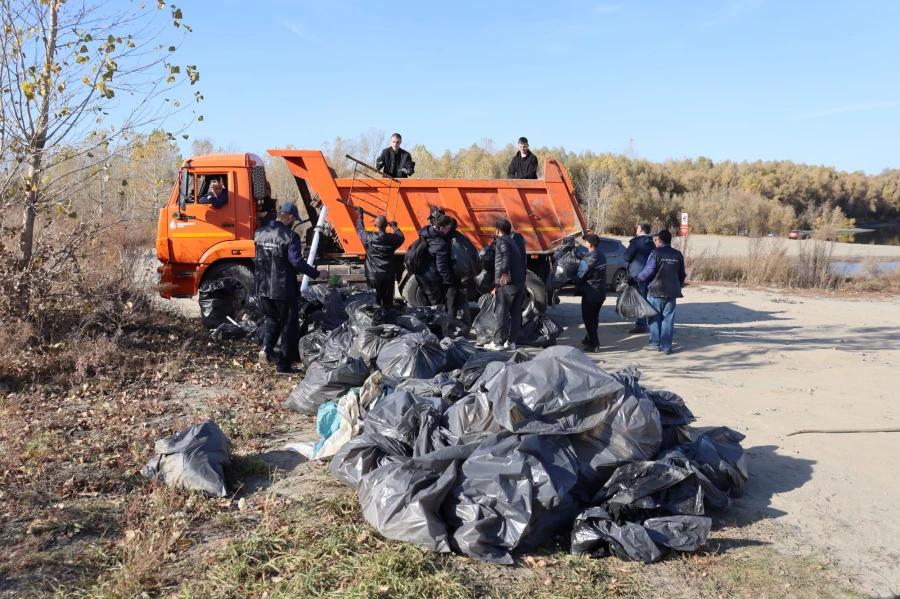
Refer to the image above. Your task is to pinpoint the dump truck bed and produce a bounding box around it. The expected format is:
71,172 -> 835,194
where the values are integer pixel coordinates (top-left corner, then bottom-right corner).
268,150 -> 587,255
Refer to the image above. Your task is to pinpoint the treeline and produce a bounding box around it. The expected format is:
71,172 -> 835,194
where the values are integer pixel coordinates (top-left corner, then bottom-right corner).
322,133 -> 900,236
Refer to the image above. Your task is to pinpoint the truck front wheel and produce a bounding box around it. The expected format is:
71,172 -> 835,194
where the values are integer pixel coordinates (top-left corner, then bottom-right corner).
201,261 -> 255,318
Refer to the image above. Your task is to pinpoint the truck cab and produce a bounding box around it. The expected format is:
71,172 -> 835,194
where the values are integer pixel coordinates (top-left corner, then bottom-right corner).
156,154 -> 265,299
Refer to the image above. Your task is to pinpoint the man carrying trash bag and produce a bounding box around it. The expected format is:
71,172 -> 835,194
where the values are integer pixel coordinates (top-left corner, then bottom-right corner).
254,203 -> 328,374
573,234 -> 607,352
632,229 -> 686,355
624,223 -> 656,333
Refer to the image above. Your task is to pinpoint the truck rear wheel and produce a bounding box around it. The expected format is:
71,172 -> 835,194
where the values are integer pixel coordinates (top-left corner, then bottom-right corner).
401,275 -> 426,307
202,261 -> 254,318
523,270 -> 548,314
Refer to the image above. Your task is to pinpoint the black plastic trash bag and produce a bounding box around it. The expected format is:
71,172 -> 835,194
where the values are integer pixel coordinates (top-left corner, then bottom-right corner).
283,356 -> 369,415
591,460 -> 706,523
357,443 -> 475,553
141,419 -> 231,497
646,389 -> 695,450
615,280 -> 658,320
393,374 -> 466,402
518,308 -> 562,348
404,306 -> 451,338
346,300 -> 385,334
482,346 -> 628,435
316,321 -> 356,368
569,507 -> 711,563
675,427 -> 749,498
330,432 -> 412,491
451,235 -> 481,282
212,322 -> 246,341
298,326 -> 328,368
472,293 -> 499,346
441,337 -> 478,371
474,270 -> 493,295
546,243 -> 587,293
362,391 -> 450,452
198,278 -> 242,330
444,391 -> 503,442
457,349 -> 530,390
655,450 -> 733,512
348,324 -> 405,368
376,331 -> 447,380
303,285 -> 348,330
442,432 -> 582,564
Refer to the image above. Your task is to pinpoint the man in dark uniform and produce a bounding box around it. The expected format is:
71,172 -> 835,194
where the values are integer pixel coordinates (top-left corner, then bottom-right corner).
633,229 -> 686,355
507,137 -> 538,179
355,206 -> 404,310
485,219 -> 527,350
623,223 -> 656,333
254,203 -> 327,374
573,234 -> 607,352
416,214 -> 456,306
375,133 -> 415,178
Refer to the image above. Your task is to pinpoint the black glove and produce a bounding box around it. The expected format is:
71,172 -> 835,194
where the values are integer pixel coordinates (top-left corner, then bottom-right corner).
389,220 -> 398,228
355,206 -> 363,217
626,276 -> 637,285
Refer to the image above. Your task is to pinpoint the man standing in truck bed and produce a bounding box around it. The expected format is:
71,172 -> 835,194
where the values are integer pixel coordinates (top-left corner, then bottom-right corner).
507,137 -> 538,179
376,133 -> 415,178
255,203 -> 327,374
355,206 -> 404,310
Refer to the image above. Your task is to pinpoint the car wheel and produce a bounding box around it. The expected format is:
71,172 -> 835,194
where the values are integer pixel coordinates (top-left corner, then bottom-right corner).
612,268 -> 627,291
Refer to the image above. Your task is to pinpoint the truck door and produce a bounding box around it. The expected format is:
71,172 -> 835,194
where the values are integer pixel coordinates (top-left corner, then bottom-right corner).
168,171 -> 237,264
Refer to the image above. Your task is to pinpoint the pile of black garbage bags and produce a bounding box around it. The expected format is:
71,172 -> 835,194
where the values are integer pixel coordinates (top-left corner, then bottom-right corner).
283,287 -> 748,566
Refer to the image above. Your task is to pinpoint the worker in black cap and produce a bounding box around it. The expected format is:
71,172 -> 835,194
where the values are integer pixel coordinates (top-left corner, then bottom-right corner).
254,202 -> 327,374
573,234 -> 607,352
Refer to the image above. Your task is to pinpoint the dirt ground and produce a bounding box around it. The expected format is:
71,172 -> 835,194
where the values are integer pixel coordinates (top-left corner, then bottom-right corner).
540,286 -> 900,597
166,281 -> 900,596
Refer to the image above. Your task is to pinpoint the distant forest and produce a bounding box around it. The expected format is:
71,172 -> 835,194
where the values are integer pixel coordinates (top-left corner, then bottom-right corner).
319,133 -> 900,236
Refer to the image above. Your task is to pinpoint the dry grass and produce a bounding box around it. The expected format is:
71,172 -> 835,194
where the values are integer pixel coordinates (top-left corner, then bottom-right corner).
687,236 -> 900,292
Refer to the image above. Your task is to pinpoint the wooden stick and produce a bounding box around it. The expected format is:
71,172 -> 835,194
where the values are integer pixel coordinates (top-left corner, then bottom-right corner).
786,428 -> 900,436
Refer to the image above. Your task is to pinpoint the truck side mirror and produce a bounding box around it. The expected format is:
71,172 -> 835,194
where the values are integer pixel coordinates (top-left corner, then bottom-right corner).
178,170 -> 189,213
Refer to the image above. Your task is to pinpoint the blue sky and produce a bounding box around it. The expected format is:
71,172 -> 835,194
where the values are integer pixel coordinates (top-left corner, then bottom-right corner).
177,0 -> 899,174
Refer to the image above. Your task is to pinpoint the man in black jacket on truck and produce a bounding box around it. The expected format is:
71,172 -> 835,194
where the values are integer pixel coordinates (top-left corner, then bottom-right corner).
623,223 -> 656,333
416,215 -> 457,307
507,137 -> 538,179
255,203 -> 327,374
355,206 -> 404,310
376,133 -> 415,178
485,219 -> 527,350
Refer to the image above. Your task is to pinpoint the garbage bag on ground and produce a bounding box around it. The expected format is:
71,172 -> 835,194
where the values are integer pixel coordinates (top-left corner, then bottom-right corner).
442,432 -> 583,563
358,443 -> 476,552
283,356 -> 369,415
212,322 -> 246,341
141,419 -> 231,497
546,243 -> 587,293
376,331 -> 447,380
590,460 -> 706,523
443,391 -> 503,442
646,389 -> 695,450
298,326 -> 328,368
346,300 -> 385,334
441,337 -> 478,371
348,324 -> 405,368
615,280 -> 659,320
671,427 -> 749,498
198,278 -> 242,330
569,506 -> 711,563
472,293 -> 499,346
317,322 -> 356,368
474,270 -> 493,295
457,349 -> 530,390
517,308 -> 562,348
403,306 -> 451,338
393,373 -> 466,402
363,391 -> 455,455
303,285 -> 348,330
481,346 -> 627,435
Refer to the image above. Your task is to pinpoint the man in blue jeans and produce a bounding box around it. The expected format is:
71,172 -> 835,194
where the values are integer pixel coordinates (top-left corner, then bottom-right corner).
631,229 -> 685,355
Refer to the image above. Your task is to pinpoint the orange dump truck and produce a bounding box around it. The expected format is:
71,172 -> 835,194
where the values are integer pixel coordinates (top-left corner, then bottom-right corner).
156,149 -> 587,313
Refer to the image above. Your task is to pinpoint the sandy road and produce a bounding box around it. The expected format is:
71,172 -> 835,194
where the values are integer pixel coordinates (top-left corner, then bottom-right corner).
548,287 -> 900,597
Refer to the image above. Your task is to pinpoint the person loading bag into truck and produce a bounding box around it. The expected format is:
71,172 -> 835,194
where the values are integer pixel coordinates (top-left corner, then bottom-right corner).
355,206 -> 405,310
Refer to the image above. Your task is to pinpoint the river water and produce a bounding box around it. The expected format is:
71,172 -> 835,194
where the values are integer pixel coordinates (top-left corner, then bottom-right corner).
837,223 -> 900,246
